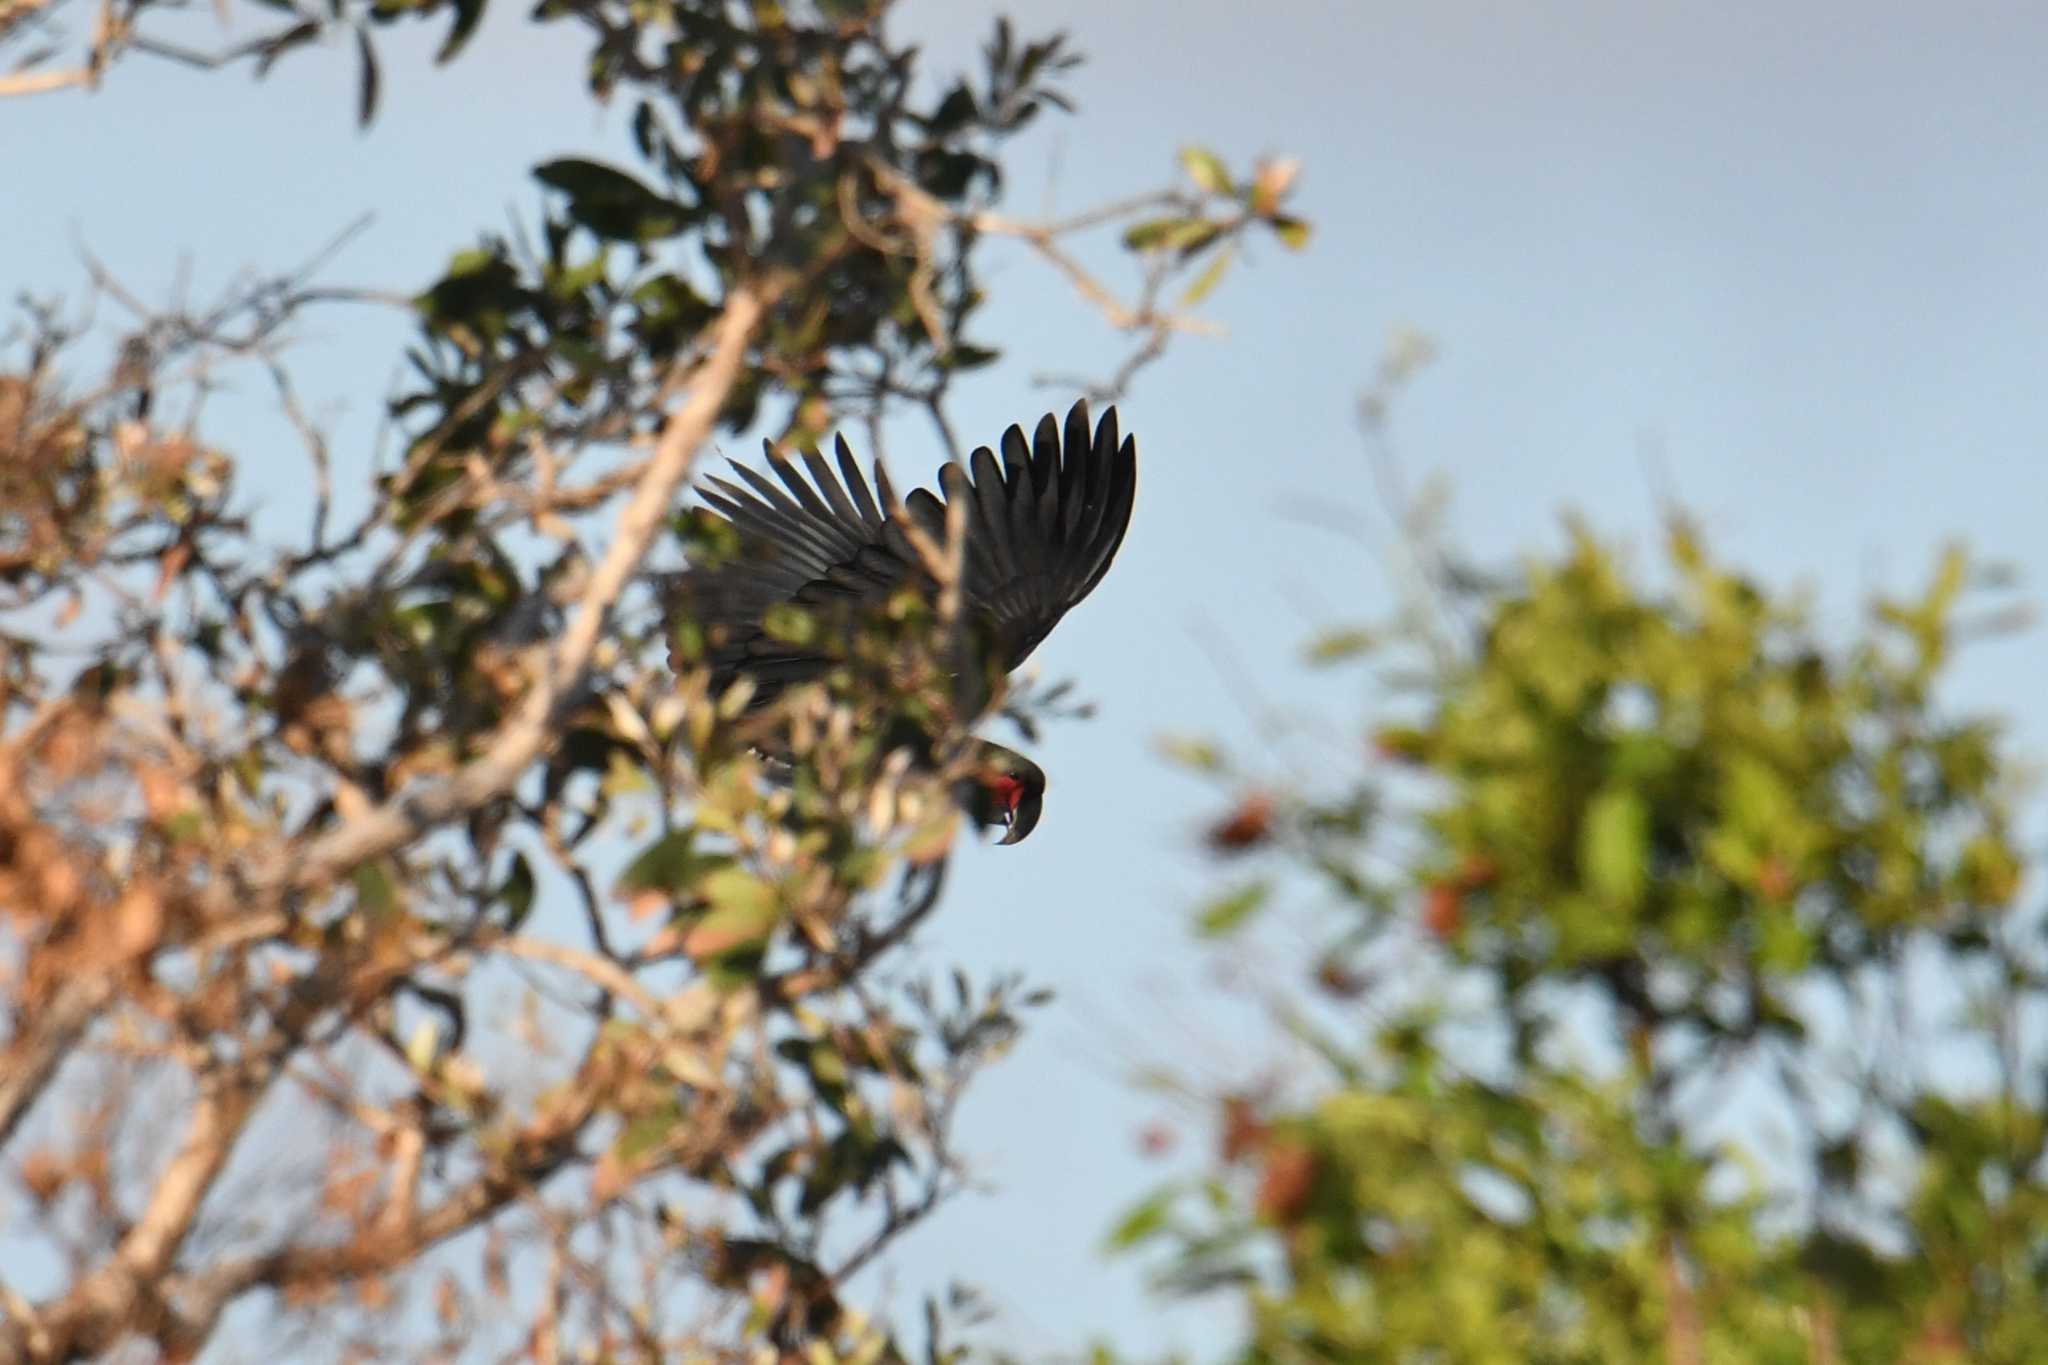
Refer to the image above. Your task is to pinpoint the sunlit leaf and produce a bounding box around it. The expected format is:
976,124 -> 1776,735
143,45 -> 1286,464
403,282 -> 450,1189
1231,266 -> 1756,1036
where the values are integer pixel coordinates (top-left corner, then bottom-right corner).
1196,882 -> 1268,937
1104,1190 -> 1174,1249
1156,735 -> 1225,772
682,868 -> 781,959
1580,786 -> 1648,909
1179,145 -> 1232,196
1179,249 -> 1233,307
1268,214 -> 1311,250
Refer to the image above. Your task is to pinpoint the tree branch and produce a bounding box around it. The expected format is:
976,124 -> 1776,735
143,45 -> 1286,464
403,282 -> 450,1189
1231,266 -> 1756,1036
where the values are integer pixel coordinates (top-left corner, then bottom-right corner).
254,281 -> 772,898
0,67 -> 91,98
16,1073 -> 265,1362
0,976 -> 110,1149
153,1046 -> 774,1354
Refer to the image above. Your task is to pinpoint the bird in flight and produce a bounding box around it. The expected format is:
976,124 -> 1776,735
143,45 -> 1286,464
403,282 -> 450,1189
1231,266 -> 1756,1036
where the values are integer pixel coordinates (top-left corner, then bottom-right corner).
666,400 -> 1137,844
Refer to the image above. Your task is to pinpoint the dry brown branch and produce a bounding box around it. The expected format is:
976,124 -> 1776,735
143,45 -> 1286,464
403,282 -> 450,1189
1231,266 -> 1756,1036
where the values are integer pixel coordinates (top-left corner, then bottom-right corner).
1661,1236 -> 1702,1365
254,281 -> 773,898
20,1076 -> 266,1360
496,934 -> 725,1067
152,1052 -> 777,1353
0,67 -> 90,97
969,209 -> 1221,341
0,278 -> 789,1364
0,976 -> 110,1149
1805,1299 -> 1840,1365
866,158 -> 1223,346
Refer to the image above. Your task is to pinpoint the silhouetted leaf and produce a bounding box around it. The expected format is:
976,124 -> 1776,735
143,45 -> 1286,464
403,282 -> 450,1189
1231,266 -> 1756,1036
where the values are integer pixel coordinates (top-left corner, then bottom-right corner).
498,853 -> 536,929
1269,214 -> 1311,250
533,158 -> 691,242
436,0 -> 485,62
354,27 -> 379,128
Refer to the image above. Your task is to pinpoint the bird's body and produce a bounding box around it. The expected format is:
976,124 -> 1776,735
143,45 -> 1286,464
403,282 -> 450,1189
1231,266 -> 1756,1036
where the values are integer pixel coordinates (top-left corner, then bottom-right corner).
665,401 -> 1137,842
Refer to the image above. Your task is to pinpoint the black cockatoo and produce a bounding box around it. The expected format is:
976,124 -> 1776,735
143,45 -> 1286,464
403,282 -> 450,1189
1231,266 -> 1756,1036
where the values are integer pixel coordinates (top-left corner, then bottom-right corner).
665,400 -> 1137,844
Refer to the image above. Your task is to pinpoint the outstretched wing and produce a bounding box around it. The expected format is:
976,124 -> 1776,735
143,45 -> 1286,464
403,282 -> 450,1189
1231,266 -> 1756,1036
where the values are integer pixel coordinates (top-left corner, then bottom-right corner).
666,400 -> 1137,710
945,400 -> 1137,670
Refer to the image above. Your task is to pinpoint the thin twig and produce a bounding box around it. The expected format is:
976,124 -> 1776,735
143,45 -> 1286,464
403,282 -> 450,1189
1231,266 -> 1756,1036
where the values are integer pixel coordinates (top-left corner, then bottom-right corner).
261,280 -> 773,897
0,66 -> 90,97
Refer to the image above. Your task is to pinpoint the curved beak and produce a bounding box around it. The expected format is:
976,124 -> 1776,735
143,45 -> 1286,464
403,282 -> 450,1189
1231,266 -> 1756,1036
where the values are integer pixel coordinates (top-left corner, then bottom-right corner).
958,742 -> 1047,846
996,785 -> 1043,845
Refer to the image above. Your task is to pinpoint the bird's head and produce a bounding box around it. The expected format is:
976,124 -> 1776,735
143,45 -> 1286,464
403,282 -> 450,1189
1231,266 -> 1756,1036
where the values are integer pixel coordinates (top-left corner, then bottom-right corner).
956,742 -> 1046,846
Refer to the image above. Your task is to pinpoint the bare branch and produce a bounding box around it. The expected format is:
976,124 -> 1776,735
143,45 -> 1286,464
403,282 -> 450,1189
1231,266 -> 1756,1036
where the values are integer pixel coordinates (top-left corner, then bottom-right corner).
155,1046 -> 775,1352
257,281 -> 773,896
0,976 -> 110,1148
0,66 -> 90,98
21,1074 -> 266,1361
969,210 -> 1220,340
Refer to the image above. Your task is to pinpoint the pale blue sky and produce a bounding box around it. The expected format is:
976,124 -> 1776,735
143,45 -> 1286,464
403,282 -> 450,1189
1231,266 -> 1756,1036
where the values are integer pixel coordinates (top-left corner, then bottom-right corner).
13,0 -> 2048,1355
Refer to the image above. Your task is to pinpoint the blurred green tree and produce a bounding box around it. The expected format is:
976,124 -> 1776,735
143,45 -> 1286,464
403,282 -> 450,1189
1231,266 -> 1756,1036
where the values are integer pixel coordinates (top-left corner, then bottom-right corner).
1119,511 -> 2048,1364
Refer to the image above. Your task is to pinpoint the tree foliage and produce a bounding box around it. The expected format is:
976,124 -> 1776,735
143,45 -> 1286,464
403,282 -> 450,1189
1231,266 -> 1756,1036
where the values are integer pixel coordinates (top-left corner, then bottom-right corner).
0,2 -> 1305,1360
1125,521 -> 2048,1363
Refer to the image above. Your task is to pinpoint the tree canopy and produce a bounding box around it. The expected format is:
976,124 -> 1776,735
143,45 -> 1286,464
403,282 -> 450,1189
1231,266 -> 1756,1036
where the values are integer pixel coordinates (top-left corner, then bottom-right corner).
1119,520 -> 2048,1363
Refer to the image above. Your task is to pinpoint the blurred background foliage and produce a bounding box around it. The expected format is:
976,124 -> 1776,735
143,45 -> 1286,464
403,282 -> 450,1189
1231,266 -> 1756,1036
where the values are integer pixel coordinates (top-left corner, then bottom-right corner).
1113,521 -> 2048,1362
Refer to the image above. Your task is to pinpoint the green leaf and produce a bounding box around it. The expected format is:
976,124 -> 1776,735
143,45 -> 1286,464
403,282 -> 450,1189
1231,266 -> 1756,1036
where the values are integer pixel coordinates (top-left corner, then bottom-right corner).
1196,882 -> 1269,937
617,1103 -> 681,1162
1179,145 -> 1232,195
404,1019 -> 438,1073
1104,1189 -> 1174,1250
1163,219 -> 1222,257
1268,214 -> 1312,250
942,342 -> 1001,371
352,862 -> 398,916
252,18 -> 322,78
533,158 -> 691,242
926,81 -> 978,133
902,807 -> 959,865
435,0 -> 485,62
1304,628 -> 1376,665
614,830 -> 685,896
1757,903 -> 1814,973
807,1041 -> 848,1089
1156,735 -> 1225,772
1556,892 -> 1636,962
1580,786 -> 1648,909
1371,726 -> 1431,764
1123,216 -> 1190,251
354,27 -> 380,129
498,852 -> 536,929
682,868 -> 782,959
443,246 -> 500,279
1958,832 -> 2021,904
761,602 -> 816,645
613,830 -> 728,905
1179,248 -> 1233,307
